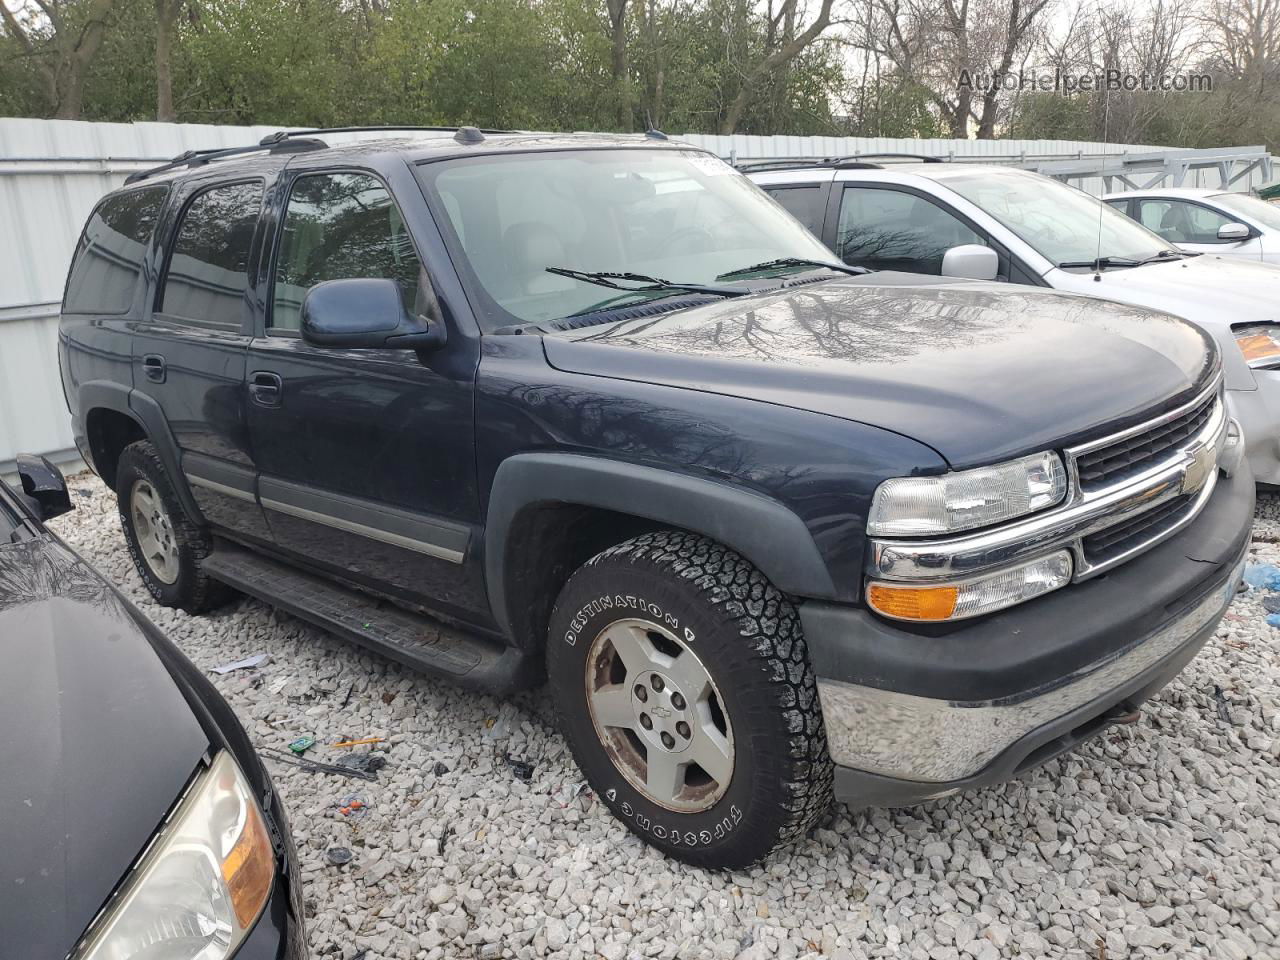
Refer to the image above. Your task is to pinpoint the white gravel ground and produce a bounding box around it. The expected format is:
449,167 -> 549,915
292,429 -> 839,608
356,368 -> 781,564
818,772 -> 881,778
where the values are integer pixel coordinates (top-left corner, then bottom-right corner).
50,474 -> 1280,960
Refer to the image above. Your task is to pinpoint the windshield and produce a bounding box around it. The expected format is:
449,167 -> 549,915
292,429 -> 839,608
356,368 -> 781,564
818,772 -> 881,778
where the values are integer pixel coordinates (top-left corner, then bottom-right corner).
416,149 -> 837,328
943,170 -> 1175,266
1210,192 -> 1280,231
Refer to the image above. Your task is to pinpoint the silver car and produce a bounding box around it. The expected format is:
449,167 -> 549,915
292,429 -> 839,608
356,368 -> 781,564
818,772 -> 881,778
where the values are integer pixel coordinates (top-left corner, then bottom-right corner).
1103,187 -> 1280,264
747,159 -> 1280,485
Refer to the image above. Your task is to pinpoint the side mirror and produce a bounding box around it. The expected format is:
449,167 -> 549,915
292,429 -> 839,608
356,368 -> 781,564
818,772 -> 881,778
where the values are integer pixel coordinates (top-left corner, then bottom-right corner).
15,454 -> 73,521
1218,222 -> 1251,241
301,278 -> 446,351
941,244 -> 1000,282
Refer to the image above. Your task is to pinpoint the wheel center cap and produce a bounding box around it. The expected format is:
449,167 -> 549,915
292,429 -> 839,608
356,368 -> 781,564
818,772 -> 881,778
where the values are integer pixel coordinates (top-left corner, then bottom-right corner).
632,672 -> 692,754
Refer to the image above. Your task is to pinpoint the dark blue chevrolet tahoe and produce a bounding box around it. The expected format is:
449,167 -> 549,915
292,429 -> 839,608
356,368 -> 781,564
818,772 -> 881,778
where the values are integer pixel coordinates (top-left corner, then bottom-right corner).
59,127 -> 1254,867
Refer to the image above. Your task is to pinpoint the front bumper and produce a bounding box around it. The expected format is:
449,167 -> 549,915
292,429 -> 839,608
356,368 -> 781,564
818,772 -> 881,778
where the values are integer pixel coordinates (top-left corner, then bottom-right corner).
803,460 -> 1254,806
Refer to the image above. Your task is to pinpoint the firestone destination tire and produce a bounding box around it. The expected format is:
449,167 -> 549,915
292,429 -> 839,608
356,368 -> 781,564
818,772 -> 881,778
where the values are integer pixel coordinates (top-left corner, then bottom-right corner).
547,530 -> 833,867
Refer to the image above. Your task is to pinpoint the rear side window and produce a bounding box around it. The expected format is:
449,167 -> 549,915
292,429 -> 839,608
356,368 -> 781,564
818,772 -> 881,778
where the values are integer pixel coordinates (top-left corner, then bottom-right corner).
63,187 -> 167,314
270,173 -> 420,332
160,181 -> 263,329
765,185 -> 826,235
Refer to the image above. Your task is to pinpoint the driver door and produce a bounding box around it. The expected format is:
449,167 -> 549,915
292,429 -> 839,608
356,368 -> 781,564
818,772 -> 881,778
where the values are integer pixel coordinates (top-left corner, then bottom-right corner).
245,168 -> 486,622
1135,198 -> 1263,260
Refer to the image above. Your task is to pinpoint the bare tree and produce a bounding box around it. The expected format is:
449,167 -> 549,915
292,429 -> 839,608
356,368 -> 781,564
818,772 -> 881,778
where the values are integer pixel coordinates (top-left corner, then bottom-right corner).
1201,0 -> 1280,93
0,0 -> 117,118
850,0 -> 1052,137
719,0 -> 842,133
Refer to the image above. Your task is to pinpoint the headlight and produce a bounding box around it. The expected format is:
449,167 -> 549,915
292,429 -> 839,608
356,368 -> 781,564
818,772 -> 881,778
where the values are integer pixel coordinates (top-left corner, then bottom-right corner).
1233,325 -> 1280,369
76,751 -> 275,960
868,550 -> 1073,621
868,451 -> 1067,536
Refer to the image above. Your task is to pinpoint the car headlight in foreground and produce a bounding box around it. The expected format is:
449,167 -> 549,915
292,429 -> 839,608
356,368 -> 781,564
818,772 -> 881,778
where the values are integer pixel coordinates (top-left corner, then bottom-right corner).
76,751 -> 275,960
1233,324 -> 1280,370
867,451 -> 1067,536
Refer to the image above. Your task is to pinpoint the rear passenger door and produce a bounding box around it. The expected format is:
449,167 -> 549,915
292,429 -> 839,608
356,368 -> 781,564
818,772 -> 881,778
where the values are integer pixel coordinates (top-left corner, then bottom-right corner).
245,168 -> 485,621
133,178 -> 273,542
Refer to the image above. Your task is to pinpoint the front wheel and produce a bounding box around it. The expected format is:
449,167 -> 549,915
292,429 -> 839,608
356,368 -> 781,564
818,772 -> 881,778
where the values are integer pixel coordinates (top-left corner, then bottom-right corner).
547,531 -> 833,867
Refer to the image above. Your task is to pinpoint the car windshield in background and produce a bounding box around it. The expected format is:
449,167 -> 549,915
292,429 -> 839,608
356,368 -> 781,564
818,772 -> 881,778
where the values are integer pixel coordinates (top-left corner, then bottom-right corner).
943,170 -> 1174,267
1210,191 -> 1280,231
416,149 -> 839,328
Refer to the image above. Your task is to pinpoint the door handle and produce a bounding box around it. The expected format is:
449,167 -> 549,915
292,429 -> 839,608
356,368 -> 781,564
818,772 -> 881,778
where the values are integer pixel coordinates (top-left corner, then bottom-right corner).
141,354 -> 166,383
249,371 -> 283,407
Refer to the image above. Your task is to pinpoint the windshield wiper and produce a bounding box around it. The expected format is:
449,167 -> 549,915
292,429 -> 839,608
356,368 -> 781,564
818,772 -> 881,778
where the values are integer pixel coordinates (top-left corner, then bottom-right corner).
1137,249 -> 1195,264
547,267 -> 747,298
1056,256 -> 1147,269
716,257 -> 869,280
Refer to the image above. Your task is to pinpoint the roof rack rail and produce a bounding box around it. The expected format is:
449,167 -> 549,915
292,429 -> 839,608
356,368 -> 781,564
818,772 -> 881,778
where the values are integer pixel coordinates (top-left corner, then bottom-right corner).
836,152 -> 945,163
124,136 -> 328,185
258,124 -> 516,145
734,152 -> 946,173
125,125 -> 520,185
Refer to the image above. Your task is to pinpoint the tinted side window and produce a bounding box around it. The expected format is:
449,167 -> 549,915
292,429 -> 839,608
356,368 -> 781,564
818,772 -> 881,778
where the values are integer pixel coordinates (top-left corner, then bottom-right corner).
271,173 -> 420,333
160,181 -> 263,328
1137,199 -> 1233,244
765,186 -> 826,234
836,187 -> 985,274
64,187 -> 167,314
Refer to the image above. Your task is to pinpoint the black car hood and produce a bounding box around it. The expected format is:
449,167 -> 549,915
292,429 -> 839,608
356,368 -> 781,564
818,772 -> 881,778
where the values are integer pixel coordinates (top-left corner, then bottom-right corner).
543,274 -> 1218,469
0,536 -> 209,959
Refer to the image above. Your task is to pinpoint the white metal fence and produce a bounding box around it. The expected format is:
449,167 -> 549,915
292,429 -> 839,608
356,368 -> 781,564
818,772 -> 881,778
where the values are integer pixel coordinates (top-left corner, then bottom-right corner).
1,118 -> 1275,471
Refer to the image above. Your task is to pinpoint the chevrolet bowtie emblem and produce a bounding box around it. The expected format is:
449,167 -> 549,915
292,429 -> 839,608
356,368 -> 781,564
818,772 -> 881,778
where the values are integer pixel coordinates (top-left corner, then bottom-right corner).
1181,440 -> 1215,495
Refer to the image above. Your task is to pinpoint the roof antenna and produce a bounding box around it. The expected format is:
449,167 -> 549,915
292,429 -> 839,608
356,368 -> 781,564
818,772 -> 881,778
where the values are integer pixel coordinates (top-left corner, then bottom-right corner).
1093,86 -> 1112,283
454,126 -> 485,145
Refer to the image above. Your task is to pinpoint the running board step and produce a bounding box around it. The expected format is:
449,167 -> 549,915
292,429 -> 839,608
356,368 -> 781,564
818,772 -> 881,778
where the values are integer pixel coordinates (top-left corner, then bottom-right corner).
201,542 -> 539,695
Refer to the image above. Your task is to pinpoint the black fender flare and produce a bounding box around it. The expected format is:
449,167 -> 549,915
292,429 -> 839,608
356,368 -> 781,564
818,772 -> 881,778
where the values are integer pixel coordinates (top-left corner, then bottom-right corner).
77,380 -> 205,524
484,453 -> 838,640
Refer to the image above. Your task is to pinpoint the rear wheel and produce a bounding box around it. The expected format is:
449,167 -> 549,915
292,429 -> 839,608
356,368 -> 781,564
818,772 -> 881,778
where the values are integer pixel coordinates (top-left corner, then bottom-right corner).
547,530 -> 833,867
116,441 -> 231,613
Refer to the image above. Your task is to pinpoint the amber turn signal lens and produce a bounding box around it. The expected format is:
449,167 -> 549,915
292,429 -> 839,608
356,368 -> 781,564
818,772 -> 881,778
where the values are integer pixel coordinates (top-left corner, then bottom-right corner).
1235,331 -> 1280,367
867,583 -> 958,621
222,800 -> 275,928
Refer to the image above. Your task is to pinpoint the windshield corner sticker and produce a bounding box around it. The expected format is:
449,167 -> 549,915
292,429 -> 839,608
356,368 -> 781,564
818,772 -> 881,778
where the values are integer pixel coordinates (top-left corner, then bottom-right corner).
684,152 -> 736,177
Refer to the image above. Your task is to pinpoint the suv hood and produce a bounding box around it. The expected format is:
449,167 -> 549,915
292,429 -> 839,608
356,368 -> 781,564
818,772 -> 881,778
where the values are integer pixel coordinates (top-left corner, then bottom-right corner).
0,537 -> 210,959
543,274 -> 1217,469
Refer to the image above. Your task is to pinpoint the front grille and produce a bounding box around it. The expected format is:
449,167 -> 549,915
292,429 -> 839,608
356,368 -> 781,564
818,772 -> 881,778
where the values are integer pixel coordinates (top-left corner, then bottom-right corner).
1075,393 -> 1216,490
1083,494 -> 1194,563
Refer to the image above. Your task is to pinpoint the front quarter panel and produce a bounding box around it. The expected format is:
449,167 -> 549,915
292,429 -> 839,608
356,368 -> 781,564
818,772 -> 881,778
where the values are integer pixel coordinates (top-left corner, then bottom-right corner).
475,335 -> 948,611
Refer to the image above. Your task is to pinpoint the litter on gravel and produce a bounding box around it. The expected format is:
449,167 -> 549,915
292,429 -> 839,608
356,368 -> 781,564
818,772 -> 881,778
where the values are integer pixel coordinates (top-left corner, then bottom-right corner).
49,473 -> 1280,960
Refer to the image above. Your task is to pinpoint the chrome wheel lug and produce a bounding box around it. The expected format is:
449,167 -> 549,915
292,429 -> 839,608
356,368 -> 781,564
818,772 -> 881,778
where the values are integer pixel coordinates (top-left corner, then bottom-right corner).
639,713 -> 652,730
660,732 -> 675,749
676,721 -> 690,739
650,675 -> 664,692
634,684 -> 648,702
671,692 -> 685,711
